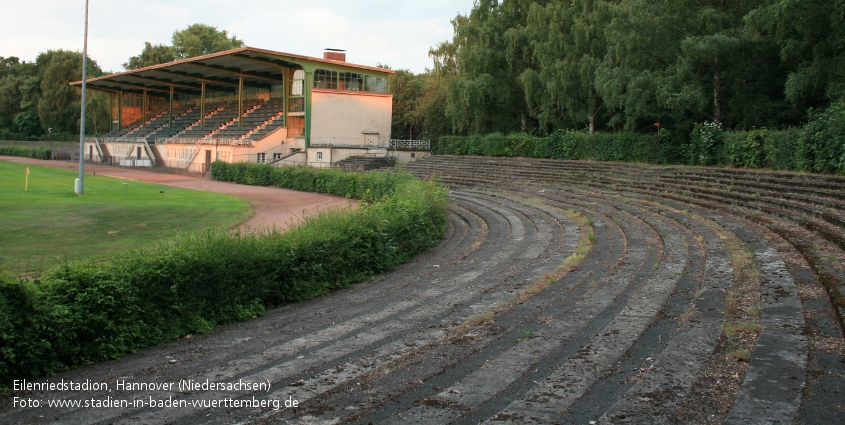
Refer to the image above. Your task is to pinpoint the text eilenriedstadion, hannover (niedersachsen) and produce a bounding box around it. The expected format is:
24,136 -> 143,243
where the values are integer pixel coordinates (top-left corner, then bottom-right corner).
11,378 -> 299,411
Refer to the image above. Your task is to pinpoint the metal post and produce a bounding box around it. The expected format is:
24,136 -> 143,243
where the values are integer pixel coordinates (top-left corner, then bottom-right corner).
200,80 -> 206,127
238,75 -> 244,127
169,84 -> 174,126
118,91 -> 123,129
142,88 -> 147,127
76,0 -> 89,194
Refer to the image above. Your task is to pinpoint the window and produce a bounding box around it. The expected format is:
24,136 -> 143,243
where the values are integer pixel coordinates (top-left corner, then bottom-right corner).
291,70 -> 305,96
314,69 -> 338,90
365,76 -> 388,93
339,72 -> 363,91
273,153 -> 282,161
314,69 -> 388,94
257,153 -> 266,163
289,98 -> 304,113
317,152 -> 323,161
288,116 -> 305,137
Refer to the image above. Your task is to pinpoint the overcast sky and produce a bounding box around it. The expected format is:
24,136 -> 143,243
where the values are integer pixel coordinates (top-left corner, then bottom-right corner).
0,0 -> 474,74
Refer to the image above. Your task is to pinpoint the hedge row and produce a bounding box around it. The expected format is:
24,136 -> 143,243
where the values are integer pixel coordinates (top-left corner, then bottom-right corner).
434,131 -> 686,166
0,146 -> 51,160
210,162 -> 410,202
0,167 -> 447,387
433,103 -> 845,175
689,104 -> 845,174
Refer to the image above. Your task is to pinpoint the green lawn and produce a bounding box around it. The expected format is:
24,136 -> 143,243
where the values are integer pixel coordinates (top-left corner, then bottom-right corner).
0,161 -> 253,272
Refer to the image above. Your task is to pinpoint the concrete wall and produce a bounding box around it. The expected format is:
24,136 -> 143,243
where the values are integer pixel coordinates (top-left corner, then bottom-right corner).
310,90 -> 392,144
390,150 -> 428,163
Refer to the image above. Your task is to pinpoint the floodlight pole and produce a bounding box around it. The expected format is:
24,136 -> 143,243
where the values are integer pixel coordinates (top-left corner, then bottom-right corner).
76,0 -> 89,194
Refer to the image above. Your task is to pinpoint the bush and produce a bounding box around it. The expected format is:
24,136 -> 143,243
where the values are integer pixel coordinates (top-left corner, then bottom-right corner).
0,146 -> 51,160
726,130 -> 766,169
0,167 -> 447,388
799,103 -> 845,174
433,133 -> 548,158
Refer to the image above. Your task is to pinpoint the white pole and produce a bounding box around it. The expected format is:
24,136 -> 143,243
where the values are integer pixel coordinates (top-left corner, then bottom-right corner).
77,0 -> 89,194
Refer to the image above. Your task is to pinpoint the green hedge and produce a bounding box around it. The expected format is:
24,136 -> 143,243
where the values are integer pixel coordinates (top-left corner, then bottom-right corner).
434,133 -> 549,158
210,162 -> 411,202
435,131 -> 681,165
0,146 -> 51,160
434,103 -> 845,175
0,167 -> 447,387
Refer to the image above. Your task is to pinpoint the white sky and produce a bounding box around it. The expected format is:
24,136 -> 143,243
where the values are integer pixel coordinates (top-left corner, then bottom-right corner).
0,0 -> 474,74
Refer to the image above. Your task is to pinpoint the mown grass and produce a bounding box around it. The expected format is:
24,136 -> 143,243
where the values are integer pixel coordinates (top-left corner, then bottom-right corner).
0,161 -> 252,272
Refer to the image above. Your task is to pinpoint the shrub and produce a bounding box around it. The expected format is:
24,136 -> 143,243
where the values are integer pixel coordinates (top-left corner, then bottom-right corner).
433,133 -> 548,158
688,121 -> 725,166
799,103 -> 845,175
726,130 -> 766,169
0,146 -> 51,160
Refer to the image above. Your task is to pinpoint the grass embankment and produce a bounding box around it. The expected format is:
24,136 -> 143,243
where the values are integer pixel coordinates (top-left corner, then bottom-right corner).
0,161 -> 252,272
0,162 -> 448,388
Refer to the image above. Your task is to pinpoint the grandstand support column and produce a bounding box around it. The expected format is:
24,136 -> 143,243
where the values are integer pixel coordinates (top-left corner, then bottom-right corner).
117,91 -> 123,129
142,89 -> 148,128
169,85 -> 174,127
109,92 -> 115,132
305,70 -> 312,148
282,68 -> 289,128
238,75 -> 244,127
200,80 -> 206,127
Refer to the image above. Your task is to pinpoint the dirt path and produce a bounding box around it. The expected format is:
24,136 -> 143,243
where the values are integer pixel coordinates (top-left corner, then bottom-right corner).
1,156 -> 842,424
0,156 -> 355,231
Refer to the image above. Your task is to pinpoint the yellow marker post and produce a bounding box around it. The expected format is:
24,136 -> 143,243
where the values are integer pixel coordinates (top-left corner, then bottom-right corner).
25,166 -> 30,191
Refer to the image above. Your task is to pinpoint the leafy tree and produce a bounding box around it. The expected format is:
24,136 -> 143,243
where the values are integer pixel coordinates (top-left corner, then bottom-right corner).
417,73 -> 453,140
390,69 -> 424,139
0,57 -> 38,135
746,0 -> 845,109
428,16 -> 466,78
123,42 -> 177,70
596,0 -> 784,132
522,0 -> 611,133
446,0 -> 544,134
36,50 -> 104,135
172,23 -> 245,59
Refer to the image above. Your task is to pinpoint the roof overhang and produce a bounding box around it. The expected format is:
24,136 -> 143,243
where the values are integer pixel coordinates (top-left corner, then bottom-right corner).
71,46 -> 395,98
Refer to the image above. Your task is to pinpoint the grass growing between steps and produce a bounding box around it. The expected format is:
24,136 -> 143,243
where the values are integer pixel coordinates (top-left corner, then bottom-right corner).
0,160 -> 251,272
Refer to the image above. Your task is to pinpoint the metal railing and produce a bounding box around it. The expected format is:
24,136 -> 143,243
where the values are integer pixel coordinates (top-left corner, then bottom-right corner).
388,139 -> 430,150
309,137 -> 388,148
152,137 -> 253,146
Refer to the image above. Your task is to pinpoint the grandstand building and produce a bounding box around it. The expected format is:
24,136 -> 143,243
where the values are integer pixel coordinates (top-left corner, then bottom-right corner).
73,47 -> 428,172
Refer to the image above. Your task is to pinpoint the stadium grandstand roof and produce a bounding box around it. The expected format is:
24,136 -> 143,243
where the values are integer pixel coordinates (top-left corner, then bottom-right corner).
71,46 -> 394,98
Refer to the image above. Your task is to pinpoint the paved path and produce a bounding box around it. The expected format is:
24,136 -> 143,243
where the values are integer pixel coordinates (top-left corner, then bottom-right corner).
0,156 -> 355,231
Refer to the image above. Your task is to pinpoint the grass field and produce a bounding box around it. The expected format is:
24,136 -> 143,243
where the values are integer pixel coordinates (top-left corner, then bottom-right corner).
0,161 -> 253,272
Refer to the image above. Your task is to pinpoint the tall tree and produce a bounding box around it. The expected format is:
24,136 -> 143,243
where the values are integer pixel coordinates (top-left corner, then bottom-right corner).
521,0 -> 611,133
171,23 -> 244,59
597,0 -> 778,131
390,69 -> 424,139
123,42 -> 177,70
36,50 -> 104,134
746,0 -> 845,109
446,0 -> 544,134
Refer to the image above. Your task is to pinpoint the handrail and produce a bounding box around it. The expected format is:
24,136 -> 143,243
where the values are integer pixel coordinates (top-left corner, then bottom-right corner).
143,139 -> 156,166
388,139 -> 431,150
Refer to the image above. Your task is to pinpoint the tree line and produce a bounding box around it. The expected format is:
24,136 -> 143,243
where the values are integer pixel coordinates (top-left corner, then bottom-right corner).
0,24 -> 243,141
390,0 -> 845,144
